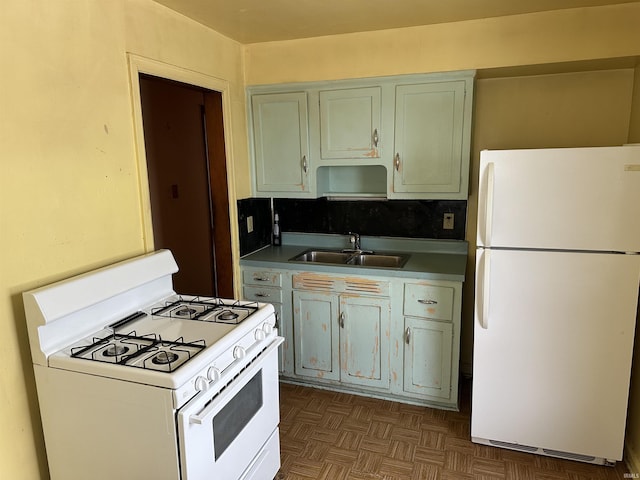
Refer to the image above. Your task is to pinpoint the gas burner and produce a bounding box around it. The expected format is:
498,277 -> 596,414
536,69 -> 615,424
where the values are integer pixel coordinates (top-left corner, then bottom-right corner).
103,345 -> 129,357
152,301 -> 213,320
152,351 -> 179,365
217,310 -> 239,322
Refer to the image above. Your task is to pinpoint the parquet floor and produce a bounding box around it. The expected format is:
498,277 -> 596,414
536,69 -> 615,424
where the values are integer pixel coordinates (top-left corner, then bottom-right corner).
276,380 -> 631,480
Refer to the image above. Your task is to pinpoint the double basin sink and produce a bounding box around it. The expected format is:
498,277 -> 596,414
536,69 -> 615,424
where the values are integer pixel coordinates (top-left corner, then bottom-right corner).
289,249 -> 410,269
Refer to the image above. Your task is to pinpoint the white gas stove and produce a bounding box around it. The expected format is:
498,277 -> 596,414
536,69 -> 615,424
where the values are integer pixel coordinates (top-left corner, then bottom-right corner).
23,250 -> 283,480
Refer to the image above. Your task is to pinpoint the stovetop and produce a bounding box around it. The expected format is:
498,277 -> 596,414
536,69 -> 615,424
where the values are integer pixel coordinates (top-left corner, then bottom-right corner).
66,295 -> 262,372
45,293 -> 276,392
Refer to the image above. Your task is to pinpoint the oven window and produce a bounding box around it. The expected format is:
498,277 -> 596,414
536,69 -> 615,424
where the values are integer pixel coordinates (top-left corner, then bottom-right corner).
212,370 -> 263,460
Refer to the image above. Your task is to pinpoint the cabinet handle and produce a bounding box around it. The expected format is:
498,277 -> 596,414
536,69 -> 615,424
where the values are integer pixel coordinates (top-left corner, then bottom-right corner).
274,312 -> 280,330
394,153 -> 400,171
254,292 -> 271,298
418,299 -> 438,305
372,129 -> 379,147
405,327 -> 411,345
254,277 -> 270,282
339,312 -> 345,328
302,155 -> 308,173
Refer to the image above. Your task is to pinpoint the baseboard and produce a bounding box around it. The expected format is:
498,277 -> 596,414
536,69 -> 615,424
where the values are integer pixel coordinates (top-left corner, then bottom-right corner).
626,441 -> 640,475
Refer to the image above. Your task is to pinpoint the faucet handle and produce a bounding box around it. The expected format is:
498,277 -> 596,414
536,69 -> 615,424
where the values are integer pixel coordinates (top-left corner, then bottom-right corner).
347,232 -> 361,250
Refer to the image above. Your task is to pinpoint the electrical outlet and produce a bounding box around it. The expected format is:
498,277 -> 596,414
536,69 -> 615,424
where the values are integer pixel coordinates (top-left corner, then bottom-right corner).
443,213 -> 454,230
247,216 -> 254,233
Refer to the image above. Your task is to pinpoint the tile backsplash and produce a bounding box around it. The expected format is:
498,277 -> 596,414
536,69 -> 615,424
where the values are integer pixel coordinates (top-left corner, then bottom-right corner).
273,198 -> 466,240
237,198 -> 271,257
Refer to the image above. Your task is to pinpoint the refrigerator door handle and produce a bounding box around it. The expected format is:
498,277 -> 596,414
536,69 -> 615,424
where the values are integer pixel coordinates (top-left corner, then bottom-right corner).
476,248 -> 491,329
479,162 -> 496,247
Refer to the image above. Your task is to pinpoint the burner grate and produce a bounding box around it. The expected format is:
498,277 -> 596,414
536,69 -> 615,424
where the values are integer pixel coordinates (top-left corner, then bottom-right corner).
70,332 -> 205,372
152,297 -> 260,324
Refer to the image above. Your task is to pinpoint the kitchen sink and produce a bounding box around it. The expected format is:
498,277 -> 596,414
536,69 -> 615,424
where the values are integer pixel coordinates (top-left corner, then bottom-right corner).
289,250 -> 352,264
346,253 -> 409,268
289,249 -> 409,269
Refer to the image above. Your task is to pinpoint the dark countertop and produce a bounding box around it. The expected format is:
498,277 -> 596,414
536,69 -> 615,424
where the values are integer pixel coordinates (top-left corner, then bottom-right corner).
239,233 -> 468,282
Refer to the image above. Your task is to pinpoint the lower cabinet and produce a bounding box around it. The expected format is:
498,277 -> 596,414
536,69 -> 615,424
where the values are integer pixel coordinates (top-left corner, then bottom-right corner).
241,267 -> 293,375
393,279 -> 461,406
293,290 -> 390,389
293,290 -> 339,381
242,266 -> 462,410
403,317 -> 453,399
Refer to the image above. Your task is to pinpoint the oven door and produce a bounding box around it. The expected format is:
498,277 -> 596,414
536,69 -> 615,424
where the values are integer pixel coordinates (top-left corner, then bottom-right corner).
178,336 -> 283,480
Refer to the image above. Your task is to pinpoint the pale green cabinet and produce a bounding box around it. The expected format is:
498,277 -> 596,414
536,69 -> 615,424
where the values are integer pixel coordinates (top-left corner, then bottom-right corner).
241,267 -> 293,375
293,290 -> 340,380
403,317 -> 453,399
319,87 -> 381,160
339,295 -> 390,389
392,81 -> 468,197
250,92 -> 311,195
396,280 -> 461,405
292,273 -> 391,390
247,71 -> 474,199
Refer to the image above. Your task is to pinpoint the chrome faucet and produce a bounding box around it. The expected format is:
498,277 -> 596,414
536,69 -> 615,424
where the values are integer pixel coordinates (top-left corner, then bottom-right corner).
348,232 -> 361,251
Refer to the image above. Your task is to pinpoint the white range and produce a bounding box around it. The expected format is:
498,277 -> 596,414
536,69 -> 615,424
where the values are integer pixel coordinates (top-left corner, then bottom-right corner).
23,249 -> 283,480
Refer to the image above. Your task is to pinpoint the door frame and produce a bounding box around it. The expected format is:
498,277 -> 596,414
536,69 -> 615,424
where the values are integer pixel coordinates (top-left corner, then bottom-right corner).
127,54 -> 239,295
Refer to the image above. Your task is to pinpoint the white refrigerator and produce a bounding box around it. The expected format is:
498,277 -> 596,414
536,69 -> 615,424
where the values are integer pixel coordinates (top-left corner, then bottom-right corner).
471,146 -> 640,465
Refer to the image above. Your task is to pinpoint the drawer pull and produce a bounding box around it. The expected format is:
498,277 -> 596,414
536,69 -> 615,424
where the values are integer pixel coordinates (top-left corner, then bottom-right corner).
254,292 -> 271,298
405,327 -> 411,344
418,299 -> 437,305
254,277 -> 270,282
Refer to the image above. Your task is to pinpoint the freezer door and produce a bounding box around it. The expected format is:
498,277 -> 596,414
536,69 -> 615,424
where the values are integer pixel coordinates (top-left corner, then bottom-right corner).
477,146 -> 640,252
472,248 -> 640,460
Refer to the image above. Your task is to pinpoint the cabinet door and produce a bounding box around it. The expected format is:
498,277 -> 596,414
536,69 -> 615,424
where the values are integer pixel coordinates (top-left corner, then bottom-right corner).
293,290 -> 340,381
403,317 -> 452,399
340,296 -> 390,389
251,92 -> 310,193
393,81 -> 466,194
319,87 -> 381,160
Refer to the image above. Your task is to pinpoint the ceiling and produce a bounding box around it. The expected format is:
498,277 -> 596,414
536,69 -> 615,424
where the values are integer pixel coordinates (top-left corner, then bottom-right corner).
153,0 -> 640,44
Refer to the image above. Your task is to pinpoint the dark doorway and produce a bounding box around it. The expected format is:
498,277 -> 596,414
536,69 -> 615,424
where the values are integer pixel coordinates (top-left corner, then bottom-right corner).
139,74 -> 233,297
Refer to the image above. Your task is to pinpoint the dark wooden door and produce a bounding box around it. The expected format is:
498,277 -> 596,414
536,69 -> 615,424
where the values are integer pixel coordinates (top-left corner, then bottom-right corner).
139,74 -> 233,297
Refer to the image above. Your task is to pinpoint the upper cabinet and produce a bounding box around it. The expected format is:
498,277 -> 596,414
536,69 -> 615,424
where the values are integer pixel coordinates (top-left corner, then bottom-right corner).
392,81 -> 467,196
247,71 -> 474,199
319,87 -> 381,160
250,92 -> 311,196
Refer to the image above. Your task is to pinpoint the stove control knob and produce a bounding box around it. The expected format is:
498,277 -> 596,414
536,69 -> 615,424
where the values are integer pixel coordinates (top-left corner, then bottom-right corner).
262,323 -> 273,335
255,329 -> 266,341
207,366 -> 221,383
233,346 -> 246,359
194,376 -> 209,392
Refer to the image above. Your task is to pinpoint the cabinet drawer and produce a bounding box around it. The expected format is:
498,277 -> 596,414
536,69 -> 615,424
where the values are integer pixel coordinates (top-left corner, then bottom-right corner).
243,285 -> 283,304
242,269 -> 283,288
403,283 -> 454,321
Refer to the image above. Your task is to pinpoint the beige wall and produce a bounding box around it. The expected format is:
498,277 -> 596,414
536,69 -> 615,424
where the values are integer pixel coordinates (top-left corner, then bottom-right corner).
0,1 -> 247,479
245,3 -> 640,85
3,1 -> 640,479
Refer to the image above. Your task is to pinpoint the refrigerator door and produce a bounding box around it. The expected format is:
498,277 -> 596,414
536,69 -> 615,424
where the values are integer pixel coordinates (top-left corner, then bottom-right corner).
477,146 -> 640,252
472,248 -> 640,461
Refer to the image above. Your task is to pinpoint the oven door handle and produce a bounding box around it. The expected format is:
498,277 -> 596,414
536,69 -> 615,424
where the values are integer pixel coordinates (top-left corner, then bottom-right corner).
189,336 -> 283,425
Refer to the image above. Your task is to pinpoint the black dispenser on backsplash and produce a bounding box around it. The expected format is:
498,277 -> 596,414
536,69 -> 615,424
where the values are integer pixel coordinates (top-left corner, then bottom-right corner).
272,212 -> 281,246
